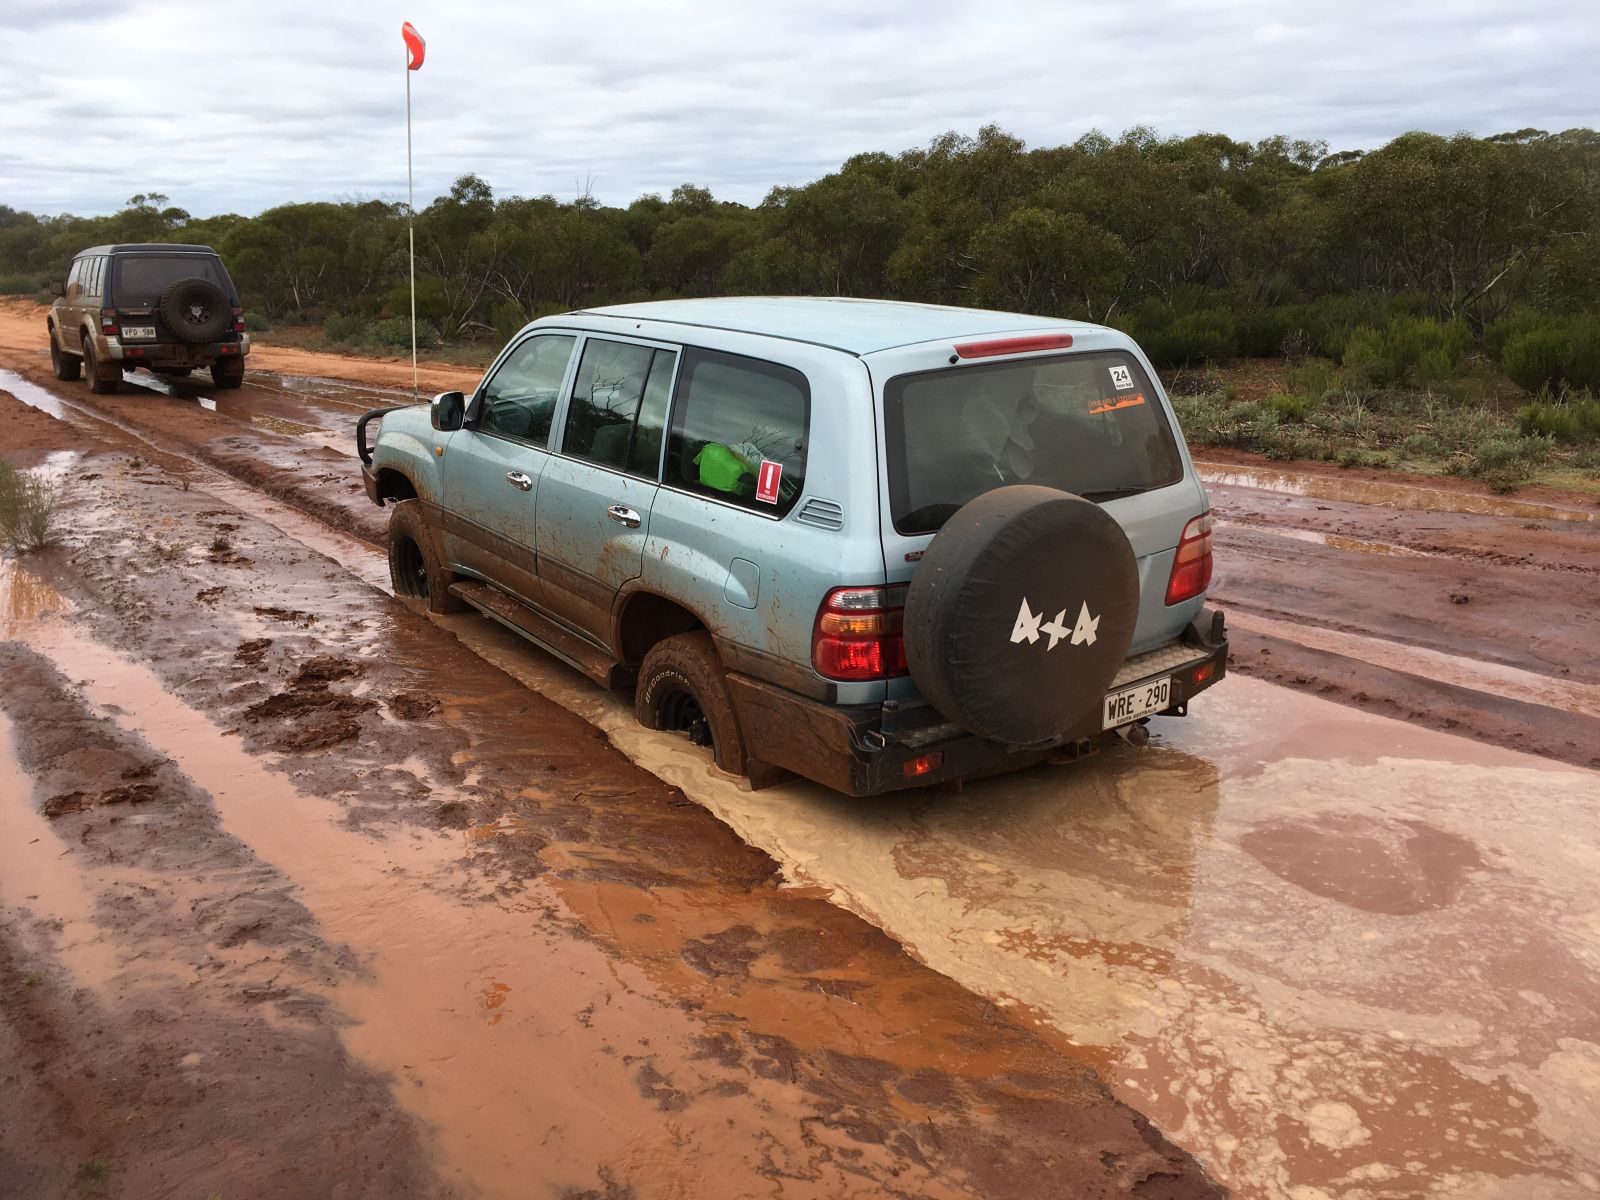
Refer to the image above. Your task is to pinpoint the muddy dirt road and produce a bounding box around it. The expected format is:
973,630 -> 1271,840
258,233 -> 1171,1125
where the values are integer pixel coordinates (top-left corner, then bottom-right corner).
2,299 -> 1598,1200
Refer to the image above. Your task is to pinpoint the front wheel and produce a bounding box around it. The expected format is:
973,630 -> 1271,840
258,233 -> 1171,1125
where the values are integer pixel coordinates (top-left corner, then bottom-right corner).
387,498 -> 464,615
49,331 -> 82,381
634,632 -> 749,775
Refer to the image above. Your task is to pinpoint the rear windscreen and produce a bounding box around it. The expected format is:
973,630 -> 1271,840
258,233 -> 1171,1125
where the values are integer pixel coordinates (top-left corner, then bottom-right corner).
114,256 -> 228,301
884,351 -> 1184,534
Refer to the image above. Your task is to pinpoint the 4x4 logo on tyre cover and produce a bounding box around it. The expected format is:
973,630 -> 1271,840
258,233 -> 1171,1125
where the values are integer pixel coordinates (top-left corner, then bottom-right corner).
1010,599 -> 1099,650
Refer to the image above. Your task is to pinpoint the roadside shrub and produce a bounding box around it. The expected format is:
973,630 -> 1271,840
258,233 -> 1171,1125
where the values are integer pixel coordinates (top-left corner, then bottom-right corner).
1500,315 -> 1600,394
1484,306 -> 1547,361
1265,393 -> 1313,422
0,272 -> 45,296
1235,308 -> 1297,358
1397,432 -> 1447,460
1342,316 -> 1470,388
1141,310 -> 1238,368
1460,434 -> 1551,493
242,310 -> 272,332
322,313 -> 366,344
1284,358 -> 1338,403
1516,394 -> 1600,444
366,316 -> 439,352
0,460 -> 57,553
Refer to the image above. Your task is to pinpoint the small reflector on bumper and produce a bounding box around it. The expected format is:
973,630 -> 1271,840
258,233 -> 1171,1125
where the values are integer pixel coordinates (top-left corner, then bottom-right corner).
903,751 -> 944,778
1192,662 -> 1216,684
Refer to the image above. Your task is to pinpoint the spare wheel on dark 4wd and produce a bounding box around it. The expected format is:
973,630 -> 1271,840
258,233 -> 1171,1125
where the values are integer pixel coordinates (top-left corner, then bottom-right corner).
903,485 -> 1140,747
158,277 -> 231,343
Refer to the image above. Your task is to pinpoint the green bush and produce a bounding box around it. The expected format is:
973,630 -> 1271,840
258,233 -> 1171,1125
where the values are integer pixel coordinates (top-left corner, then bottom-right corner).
1142,310 -> 1238,368
1462,434 -> 1551,493
366,316 -> 438,352
1398,432 -> 1447,459
1284,358 -> 1337,402
1265,393 -> 1313,422
242,310 -> 272,332
1235,308 -> 1298,358
1484,306 -> 1546,360
1342,316 -> 1470,388
0,272 -> 45,296
1516,395 -> 1600,444
1500,315 -> 1600,393
322,313 -> 366,344
0,460 -> 56,553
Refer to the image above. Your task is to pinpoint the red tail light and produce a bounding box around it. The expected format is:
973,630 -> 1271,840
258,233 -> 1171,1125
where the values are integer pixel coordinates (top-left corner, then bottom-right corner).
812,585 -> 909,681
1165,513 -> 1214,605
100,307 -> 118,334
232,306 -> 246,332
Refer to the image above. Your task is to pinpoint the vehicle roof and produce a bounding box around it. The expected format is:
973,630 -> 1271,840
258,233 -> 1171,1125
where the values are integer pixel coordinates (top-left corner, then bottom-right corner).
573,296 -> 1102,356
76,244 -> 220,256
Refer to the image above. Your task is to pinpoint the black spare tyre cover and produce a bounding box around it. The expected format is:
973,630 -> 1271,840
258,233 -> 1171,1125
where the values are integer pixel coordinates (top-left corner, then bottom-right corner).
158,277 -> 231,343
904,486 -> 1140,746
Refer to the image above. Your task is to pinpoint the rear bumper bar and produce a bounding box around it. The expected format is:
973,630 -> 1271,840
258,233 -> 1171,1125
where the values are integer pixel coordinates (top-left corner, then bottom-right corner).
729,607 -> 1229,796
105,334 -> 250,363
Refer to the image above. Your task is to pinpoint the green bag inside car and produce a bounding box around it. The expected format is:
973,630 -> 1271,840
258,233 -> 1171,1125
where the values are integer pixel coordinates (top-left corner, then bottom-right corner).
694,442 -> 755,495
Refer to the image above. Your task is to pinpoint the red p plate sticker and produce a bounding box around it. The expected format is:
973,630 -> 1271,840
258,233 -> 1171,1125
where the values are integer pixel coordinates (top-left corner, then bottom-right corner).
756,459 -> 783,504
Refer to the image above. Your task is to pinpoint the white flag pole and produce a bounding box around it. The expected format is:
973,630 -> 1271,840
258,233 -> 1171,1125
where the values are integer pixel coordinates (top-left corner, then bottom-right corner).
405,45 -> 418,404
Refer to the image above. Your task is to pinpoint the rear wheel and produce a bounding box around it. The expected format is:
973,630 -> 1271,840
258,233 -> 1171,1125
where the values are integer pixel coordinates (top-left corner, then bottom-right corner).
210,359 -> 245,389
387,498 -> 463,615
49,330 -> 81,381
82,337 -> 120,394
634,632 -> 749,775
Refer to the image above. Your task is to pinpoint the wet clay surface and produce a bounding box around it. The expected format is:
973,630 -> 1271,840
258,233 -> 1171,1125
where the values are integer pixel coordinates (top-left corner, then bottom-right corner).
0,393 -> 1219,1197
5,301 -> 1600,1197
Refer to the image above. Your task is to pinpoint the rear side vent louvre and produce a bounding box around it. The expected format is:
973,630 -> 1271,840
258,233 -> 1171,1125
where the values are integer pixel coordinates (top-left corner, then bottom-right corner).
795,498 -> 845,530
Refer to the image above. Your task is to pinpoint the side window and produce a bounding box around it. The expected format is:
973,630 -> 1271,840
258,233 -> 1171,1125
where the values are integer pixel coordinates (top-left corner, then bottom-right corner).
562,338 -> 677,477
88,257 -> 105,298
67,259 -> 83,293
474,334 -> 576,445
665,349 -> 808,515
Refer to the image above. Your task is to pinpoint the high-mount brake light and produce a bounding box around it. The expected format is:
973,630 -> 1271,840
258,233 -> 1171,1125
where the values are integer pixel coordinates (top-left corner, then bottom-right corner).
953,333 -> 1074,360
1165,513 -> 1215,605
812,585 -> 910,681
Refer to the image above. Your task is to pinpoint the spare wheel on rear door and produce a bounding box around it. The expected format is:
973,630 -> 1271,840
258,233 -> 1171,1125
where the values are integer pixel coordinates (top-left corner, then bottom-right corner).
903,485 -> 1139,746
158,277 -> 231,343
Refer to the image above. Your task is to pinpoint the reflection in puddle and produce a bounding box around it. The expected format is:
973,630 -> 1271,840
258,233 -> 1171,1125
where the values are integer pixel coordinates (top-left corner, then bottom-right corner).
1198,462 -> 1596,523
1215,519 -> 1436,558
0,367 -> 72,419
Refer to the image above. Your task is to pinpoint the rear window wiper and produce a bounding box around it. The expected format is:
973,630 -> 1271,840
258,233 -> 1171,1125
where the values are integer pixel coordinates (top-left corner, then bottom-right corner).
1078,486 -> 1151,502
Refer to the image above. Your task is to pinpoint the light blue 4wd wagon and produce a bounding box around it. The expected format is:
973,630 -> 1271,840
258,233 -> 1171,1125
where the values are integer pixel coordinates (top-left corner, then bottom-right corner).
358,297 -> 1227,795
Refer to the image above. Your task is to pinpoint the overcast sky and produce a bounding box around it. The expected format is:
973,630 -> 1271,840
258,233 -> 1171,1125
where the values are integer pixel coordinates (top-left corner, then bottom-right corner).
1,0 -> 1595,218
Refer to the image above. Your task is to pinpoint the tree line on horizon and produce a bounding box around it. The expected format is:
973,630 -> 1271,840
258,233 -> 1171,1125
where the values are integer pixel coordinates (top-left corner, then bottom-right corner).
2,124 -> 1597,377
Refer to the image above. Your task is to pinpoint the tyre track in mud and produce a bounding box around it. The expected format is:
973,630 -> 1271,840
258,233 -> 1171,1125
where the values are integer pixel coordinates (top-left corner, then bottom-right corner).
0,384 -> 1222,1196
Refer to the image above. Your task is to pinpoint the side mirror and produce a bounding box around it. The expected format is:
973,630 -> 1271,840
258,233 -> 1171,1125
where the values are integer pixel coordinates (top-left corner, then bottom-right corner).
49,280 -> 64,297
430,390 -> 465,432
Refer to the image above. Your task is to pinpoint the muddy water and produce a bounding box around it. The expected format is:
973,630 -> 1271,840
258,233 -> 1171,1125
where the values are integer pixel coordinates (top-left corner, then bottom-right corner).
1226,610 -> 1600,720
440,613 -> 1600,1200
0,565 -> 972,1200
1197,462 -> 1597,523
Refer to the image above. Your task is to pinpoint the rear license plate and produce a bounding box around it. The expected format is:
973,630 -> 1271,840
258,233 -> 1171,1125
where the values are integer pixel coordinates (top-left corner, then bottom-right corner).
121,326 -> 156,340
1103,675 -> 1172,729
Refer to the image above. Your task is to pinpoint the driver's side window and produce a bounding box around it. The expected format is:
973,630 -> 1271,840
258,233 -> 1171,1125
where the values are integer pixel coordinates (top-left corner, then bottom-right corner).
475,334 -> 576,445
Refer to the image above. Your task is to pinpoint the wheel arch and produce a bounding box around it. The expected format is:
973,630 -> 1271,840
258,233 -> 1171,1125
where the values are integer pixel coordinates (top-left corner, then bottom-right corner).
374,468 -> 419,504
614,589 -> 707,666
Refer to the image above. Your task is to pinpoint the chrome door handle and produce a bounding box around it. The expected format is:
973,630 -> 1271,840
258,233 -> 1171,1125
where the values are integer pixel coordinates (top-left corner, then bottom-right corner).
606,505 -> 641,529
505,471 -> 533,492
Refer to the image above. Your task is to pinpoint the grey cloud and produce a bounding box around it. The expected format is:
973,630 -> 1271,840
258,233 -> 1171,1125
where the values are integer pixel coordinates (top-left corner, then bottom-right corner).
1,0 -> 1595,217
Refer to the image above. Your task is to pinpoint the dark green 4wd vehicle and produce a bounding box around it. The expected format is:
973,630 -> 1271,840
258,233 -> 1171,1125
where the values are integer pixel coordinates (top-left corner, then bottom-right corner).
47,243 -> 251,393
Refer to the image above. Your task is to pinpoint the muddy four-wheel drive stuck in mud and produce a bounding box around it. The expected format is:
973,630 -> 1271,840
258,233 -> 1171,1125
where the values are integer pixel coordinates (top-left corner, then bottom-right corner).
1,291 -> 1599,1200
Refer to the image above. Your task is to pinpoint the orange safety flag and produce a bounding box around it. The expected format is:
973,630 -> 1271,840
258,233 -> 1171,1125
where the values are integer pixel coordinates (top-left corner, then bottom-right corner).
402,21 -> 426,70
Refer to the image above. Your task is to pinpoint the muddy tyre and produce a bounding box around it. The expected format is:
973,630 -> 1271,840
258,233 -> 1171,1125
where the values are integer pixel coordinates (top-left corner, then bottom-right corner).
49,331 -> 82,381
210,359 -> 245,389
158,277 -> 231,343
82,338 -> 120,394
387,499 -> 464,615
634,632 -> 749,776
903,485 -> 1140,746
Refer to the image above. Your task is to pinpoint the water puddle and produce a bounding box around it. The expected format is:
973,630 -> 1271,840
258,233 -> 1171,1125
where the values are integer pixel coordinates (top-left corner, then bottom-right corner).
435,611 -> 1600,1200
1,565 -> 962,1199
1227,609 -> 1600,719
1197,461 -> 1597,523
1215,518 -> 1437,559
